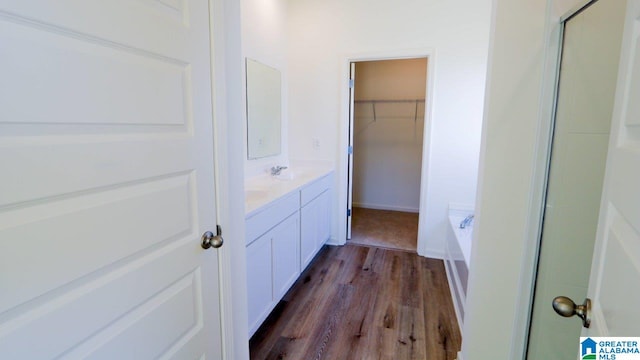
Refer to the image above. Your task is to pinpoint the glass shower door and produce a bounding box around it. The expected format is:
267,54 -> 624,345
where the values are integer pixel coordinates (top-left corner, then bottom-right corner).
526,0 -> 626,358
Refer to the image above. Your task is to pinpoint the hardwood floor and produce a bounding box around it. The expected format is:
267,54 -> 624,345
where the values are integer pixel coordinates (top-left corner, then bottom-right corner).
349,207 -> 418,252
249,244 -> 461,360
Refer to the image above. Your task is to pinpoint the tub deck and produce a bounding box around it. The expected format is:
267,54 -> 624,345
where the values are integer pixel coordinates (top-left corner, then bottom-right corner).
444,210 -> 473,335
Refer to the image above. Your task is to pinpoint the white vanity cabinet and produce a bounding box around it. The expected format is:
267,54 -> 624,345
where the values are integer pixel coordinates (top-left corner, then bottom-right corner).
245,171 -> 333,337
245,192 -> 300,336
246,212 -> 299,335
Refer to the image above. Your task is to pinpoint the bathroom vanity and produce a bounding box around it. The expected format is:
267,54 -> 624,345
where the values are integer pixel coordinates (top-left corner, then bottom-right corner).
244,168 -> 333,336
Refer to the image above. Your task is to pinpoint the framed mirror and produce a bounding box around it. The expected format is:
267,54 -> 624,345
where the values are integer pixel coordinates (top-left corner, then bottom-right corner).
246,58 -> 281,159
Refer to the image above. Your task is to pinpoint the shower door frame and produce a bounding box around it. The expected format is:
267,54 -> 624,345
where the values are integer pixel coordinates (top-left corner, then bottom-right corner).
524,0 -> 626,357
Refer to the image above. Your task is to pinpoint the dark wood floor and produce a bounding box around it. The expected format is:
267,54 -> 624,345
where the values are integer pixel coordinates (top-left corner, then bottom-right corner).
249,244 -> 461,360
349,207 -> 419,252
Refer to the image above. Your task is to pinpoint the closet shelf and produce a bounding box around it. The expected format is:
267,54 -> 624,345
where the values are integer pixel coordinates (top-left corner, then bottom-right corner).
354,99 -> 425,123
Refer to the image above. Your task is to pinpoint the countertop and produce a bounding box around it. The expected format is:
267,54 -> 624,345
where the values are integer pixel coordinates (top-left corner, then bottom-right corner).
244,167 -> 333,217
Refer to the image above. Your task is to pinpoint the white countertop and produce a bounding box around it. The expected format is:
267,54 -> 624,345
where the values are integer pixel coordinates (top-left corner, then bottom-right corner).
244,167 -> 333,217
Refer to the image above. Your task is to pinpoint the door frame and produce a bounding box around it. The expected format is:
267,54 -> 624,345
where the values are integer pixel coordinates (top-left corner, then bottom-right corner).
209,0 -> 250,358
337,48 -> 436,257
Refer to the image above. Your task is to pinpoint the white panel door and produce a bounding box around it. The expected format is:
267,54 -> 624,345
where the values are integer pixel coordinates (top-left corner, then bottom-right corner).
584,0 -> 640,337
0,1 -> 223,359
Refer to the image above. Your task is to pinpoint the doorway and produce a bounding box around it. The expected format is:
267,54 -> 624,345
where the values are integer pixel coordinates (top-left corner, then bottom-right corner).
346,58 -> 428,252
525,0 -> 626,358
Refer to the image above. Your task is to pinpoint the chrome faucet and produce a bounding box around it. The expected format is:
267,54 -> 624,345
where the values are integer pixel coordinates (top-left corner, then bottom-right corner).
270,165 -> 288,176
459,215 -> 474,229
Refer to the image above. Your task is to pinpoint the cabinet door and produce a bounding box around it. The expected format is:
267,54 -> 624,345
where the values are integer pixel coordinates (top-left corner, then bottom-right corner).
272,213 -> 300,300
301,190 -> 332,270
317,190 -> 331,248
246,233 -> 273,336
300,200 -> 319,270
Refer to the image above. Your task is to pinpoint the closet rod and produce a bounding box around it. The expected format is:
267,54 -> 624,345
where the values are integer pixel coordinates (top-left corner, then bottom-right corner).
354,99 -> 425,104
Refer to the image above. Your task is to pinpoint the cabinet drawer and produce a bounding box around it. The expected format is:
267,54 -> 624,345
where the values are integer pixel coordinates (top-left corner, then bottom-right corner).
300,174 -> 332,206
246,192 -> 299,245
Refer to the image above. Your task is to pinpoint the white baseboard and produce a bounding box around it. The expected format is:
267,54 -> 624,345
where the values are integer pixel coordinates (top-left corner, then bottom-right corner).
325,237 -> 344,246
418,247 -> 445,260
353,202 -> 419,213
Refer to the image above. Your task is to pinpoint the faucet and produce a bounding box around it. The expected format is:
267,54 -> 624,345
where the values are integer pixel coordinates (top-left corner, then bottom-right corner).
459,215 -> 474,229
270,165 -> 288,176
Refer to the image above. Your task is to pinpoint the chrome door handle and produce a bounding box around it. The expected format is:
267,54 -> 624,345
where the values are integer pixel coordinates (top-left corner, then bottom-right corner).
201,226 -> 223,249
552,296 -> 591,328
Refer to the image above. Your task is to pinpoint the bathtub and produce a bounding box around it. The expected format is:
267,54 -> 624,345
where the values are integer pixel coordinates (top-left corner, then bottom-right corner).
444,206 -> 474,334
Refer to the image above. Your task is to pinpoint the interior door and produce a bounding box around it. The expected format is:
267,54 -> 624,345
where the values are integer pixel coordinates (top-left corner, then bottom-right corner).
527,0 -> 639,358
0,1 -> 223,359
583,0 -> 640,339
346,62 -> 356,239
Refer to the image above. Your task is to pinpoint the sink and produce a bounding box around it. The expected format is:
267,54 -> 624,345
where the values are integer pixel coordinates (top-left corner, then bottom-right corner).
274,170 -> 295,181
244,167 -> 333,215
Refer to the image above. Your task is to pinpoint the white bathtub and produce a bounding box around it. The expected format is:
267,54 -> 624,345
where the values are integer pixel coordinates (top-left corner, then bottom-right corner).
444,207 -> 474,334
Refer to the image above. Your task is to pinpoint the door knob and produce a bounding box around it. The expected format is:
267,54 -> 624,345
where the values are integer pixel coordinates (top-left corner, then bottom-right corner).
552,296 -> 591,328
201,227 -> 223,249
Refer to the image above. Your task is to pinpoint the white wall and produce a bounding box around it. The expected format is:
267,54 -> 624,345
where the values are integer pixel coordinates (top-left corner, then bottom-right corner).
462,0 -> 589,358
242,0 -> 289,177
286,0 -> 492,256
353,59 -> 426,213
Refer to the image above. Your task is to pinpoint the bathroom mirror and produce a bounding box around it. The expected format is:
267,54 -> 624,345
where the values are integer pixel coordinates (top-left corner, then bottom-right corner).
246,58 -> 281,159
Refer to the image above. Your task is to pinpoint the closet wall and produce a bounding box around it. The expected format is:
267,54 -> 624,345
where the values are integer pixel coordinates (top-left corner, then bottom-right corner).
353,59 -> 427,212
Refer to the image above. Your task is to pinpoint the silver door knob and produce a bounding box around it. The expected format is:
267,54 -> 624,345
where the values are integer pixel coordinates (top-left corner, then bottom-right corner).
201,230 -> 223,249
552,296 -> 591,328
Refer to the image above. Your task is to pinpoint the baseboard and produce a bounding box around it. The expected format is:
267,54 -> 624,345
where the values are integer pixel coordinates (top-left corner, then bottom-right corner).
418,247 -> 445,260
353,202 -> 419,213
325,236 -> 344,246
